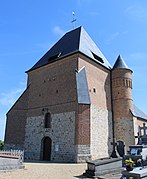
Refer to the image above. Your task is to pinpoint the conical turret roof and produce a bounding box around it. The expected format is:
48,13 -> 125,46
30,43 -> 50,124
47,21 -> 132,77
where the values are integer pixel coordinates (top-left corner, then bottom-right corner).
113,55 -> 130,70
27,26 -> 111,72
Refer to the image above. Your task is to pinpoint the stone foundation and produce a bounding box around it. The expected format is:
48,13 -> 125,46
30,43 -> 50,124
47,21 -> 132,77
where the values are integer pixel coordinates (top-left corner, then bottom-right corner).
4,144 -> 24,151
0,157 -> 24,171
75,145 -> 91,163
91,106 -> 113,159
24,111 -> 76,162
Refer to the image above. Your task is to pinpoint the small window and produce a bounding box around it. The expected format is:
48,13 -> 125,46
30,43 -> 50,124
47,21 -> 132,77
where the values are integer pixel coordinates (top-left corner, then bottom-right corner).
44,112 -> 51,128
91,52 -> 104,63
48,52 -> 62,62
93,87 -> 96,93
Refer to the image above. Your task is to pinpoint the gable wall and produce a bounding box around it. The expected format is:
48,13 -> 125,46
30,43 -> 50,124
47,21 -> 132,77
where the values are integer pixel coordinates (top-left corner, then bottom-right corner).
27,54 -> 78,116
4,88 -> 29,148
23,54 -> 79,161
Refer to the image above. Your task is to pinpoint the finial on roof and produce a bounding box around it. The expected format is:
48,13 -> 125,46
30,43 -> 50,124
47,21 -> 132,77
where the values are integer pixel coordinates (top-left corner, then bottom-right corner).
113,55 -> 131,70
71,11 -> 77,29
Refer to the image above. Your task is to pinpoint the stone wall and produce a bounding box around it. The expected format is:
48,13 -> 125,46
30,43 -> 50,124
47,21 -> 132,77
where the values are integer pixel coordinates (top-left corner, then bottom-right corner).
75,145 -> 91,163
0,157 -> 24,171
24,111 -> 76,162
90,105 -> 113,160
114,117 -> 135,151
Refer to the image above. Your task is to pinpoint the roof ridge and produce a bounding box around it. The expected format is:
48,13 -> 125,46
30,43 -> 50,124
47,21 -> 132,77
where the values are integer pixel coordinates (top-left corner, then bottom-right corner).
27,26 -> 111,72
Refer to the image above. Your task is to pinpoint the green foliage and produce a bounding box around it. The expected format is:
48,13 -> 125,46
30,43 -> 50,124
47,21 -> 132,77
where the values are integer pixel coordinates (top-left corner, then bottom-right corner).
0,140 -> 4,150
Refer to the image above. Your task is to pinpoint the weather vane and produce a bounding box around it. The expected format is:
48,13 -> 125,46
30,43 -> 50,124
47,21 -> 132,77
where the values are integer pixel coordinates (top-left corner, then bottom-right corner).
71,11 -> 77,29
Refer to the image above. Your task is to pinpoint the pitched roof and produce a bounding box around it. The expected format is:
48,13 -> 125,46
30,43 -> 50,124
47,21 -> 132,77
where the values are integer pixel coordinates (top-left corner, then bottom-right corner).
113,55 -> 130,70
27,26 -> 111,72
131,105 -> 147,120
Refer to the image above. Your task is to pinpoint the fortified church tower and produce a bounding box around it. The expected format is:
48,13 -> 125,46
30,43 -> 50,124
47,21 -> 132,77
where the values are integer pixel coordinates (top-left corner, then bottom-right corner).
4,26 -> 147,162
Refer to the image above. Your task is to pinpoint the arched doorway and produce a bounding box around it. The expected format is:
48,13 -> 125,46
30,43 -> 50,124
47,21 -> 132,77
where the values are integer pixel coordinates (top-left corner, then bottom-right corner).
42,137 -> 52,161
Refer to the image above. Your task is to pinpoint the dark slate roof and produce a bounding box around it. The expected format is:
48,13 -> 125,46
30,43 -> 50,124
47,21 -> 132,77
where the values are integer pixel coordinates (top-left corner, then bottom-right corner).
131,105 -> 147,120
113,55 -> 130,70
76,67 -> 91,104
27,26 -> 111,72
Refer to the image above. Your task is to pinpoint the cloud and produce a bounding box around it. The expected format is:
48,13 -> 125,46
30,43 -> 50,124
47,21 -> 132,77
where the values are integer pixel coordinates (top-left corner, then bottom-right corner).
125,4 -> 147,22
52,26 -> 65,36
129,52 -> 147,61
0,49 -> 42,57
0,82 -> 26,108
88,11 -> 99,16
36,42 -> 53,51
77,0 -> 91,6
106,32 -> 120,44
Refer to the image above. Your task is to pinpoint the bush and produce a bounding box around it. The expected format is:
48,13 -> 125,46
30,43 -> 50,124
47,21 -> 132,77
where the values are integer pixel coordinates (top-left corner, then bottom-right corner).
0,140 -> 4,150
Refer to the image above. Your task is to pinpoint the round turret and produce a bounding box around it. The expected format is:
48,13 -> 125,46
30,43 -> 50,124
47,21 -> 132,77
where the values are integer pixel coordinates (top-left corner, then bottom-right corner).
112,55 -> 135,150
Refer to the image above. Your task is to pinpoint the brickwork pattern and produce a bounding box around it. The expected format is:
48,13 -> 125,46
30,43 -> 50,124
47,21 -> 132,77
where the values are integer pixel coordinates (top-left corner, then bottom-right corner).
78,55 -> 112,111
27,55 -> 78,117
76,104 -> 90,145
4,89 -> 29,145
112,68 -> 135,150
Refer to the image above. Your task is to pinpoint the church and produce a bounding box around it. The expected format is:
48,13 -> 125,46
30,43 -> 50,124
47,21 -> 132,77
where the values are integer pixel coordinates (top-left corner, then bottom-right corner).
4,26 -> 147,162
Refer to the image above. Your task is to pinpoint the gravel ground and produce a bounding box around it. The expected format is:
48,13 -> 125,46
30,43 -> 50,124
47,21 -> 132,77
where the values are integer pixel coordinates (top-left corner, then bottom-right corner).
0,162 -> 123,179
0,162 -> 88,179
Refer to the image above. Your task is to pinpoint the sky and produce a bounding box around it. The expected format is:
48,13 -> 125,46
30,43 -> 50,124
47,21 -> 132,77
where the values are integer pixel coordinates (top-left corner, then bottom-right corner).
0,0 -> 147,140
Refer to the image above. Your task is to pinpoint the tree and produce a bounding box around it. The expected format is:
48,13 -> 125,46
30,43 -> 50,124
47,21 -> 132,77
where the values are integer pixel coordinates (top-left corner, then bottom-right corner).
0,140 -> 4,150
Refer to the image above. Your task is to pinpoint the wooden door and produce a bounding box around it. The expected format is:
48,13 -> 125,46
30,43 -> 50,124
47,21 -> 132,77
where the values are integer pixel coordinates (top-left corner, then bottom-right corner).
43,137 -> 52,161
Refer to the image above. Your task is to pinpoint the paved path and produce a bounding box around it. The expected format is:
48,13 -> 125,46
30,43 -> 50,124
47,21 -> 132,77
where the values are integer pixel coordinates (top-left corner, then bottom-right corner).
0,162 -> 122,179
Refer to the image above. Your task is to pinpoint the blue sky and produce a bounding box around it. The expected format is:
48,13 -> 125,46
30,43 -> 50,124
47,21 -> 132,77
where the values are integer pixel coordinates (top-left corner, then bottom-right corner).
0,0 -> 147,140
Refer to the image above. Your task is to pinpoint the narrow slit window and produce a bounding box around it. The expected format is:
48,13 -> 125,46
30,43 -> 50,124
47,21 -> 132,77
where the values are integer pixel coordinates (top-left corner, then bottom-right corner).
93,87 -> 96,93
44,112 -> 51,128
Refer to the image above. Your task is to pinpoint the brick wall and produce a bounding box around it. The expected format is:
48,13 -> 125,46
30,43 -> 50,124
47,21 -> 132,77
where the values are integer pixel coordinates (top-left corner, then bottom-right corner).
112,68 -> 135,150
27,54 -> 78,117
4,88 -> 29,147
78,54 -> 113,159
78,54 -> 111,111
75,104 -> 90,145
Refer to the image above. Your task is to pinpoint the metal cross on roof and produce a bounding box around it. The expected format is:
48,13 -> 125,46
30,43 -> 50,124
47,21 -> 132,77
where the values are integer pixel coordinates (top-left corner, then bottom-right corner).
71,11 -> 77,29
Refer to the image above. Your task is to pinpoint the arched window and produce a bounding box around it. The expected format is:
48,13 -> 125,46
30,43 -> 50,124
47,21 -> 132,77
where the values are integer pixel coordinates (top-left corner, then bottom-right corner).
44,112 -> 51,128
